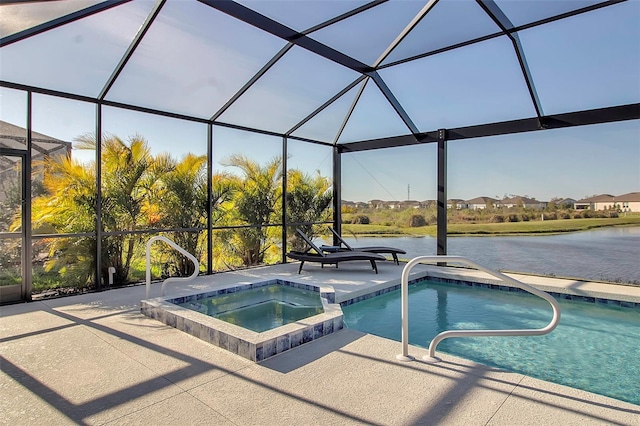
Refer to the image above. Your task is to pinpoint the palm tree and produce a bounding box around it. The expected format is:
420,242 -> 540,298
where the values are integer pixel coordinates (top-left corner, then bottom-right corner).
30,152 -> 98,287
219,154 -> 282,266
31,133 -> 162,286
153,153 -> 234,276
2,166 -> 26,286
286,169 -> 333,252
98,133 -> 163,284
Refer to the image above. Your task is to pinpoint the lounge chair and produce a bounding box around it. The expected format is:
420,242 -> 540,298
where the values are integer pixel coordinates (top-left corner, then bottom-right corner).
287,229 -> 386,274
321,227 -> 406,265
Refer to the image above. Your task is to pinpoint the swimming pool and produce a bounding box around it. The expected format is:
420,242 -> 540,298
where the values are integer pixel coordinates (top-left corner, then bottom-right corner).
342,279 -> 640,405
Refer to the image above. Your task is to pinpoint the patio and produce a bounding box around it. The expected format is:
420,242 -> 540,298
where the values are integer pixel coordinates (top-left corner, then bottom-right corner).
2,262 -> 639,425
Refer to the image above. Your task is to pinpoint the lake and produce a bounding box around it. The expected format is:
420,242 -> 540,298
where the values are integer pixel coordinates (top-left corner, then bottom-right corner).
338,226 -> 640,284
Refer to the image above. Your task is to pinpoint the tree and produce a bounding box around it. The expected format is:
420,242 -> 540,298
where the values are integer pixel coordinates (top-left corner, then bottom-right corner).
31,133 -> 163,286
30,152 -> 98,287
153,153 -> 234,276
97,133 -> 163,284
1,166 -> 26,285
0,167 -> 23,232
286,169 -> 332,252
151,153 -> 207,276
219,154 -> 283,266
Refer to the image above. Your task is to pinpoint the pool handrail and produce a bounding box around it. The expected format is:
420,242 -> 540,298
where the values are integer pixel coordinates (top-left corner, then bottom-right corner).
145,236 -> 200,299
397,255 -> 561,362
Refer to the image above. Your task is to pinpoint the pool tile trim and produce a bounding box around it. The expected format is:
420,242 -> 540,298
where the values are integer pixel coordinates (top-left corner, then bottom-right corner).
340,274 -> 640,310
141,279 -> 343,362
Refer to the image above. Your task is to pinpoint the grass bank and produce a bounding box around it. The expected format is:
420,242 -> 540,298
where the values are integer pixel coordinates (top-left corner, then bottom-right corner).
341,216 -> 640,237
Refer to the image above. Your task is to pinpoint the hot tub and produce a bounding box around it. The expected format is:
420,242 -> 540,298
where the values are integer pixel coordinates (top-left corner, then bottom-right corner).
141,279 -> 343,362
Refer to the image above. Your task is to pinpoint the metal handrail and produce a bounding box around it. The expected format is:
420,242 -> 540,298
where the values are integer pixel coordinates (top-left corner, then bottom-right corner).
145,236 -> 200,299
396,255 -> 561,362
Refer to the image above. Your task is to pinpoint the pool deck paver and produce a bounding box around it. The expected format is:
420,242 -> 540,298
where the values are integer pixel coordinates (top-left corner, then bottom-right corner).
1,260 -> 639,425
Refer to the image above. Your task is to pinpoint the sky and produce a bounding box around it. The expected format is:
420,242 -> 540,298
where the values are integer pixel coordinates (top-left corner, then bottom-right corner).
341,119 -> 640,202
1,0 -> 638,203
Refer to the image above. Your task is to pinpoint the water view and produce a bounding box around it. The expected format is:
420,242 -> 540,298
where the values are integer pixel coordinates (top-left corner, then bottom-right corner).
340,226 -> 640,284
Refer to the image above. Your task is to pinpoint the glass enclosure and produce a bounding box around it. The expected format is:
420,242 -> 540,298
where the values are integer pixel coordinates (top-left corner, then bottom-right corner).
1,0 -> 638,301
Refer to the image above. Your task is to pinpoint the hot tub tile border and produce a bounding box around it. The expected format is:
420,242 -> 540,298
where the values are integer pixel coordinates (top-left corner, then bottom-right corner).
141,278 -> 343,363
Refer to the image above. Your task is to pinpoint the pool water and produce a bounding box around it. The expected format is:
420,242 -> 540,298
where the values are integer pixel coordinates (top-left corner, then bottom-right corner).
177,284 -> 324,333
342,280 -> 640,405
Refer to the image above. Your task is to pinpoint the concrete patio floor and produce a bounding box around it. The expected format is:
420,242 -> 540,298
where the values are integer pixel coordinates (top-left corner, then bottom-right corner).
1,260 -> 639,425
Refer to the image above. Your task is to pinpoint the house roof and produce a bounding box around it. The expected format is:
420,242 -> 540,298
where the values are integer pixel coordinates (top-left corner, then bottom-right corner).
615,192 -> 640,202
576,194 -> 616,203
466,196 -> 498,204
557,198 -> 577,204
501,196 -> 542,205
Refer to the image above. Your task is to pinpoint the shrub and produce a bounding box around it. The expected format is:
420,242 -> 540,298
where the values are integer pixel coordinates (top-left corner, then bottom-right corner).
455,213 -> 476,222
572,213 -> 583,219
609,211 -> 619,218
352,215 -> 370,224
521,214 -> 530,222
581,210 -> 595,218
507,214 -> 520,222
544,213 -> 557,220
407,215 -> 426,227
490,215 -> 504,223
560,213 -> 571,219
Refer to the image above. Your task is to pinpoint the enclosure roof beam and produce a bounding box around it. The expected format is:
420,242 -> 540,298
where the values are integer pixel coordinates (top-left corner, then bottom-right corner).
339,103 -> 640,152
197,0 -> 374,74
477,0 -> 544,123
0,0 -> 131,48
99,0 -> 166,100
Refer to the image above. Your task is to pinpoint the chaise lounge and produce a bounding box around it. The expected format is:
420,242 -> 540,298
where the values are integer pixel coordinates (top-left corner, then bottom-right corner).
287,229 -> 386,274
321,227 -> 407,265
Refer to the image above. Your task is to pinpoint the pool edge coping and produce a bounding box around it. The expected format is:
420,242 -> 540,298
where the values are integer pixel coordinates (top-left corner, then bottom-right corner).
339,268 -> 640,309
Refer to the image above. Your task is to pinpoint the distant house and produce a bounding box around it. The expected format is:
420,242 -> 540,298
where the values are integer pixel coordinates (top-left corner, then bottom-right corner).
364,199 -> 431,209
574,194 -> 615,210
348,193 -> 640,212
555,198 -> 577,208
341,200 -> 357,210
616,192 -> 640,212
500,196 -> 546,209
401,200 -> 423,209
447,199 -> 467,209
576,193 -> 640,212
368,199 -> 385,209
465,196 -> 498,210
342,200 -> 371,209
